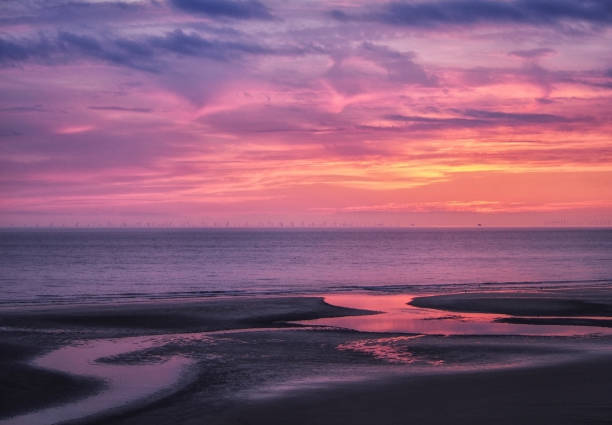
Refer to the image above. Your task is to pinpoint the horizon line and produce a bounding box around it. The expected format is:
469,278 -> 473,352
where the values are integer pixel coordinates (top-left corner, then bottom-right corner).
1,225 -> 611,230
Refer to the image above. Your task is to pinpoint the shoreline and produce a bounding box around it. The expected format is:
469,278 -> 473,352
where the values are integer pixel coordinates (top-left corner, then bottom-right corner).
1,288 -> 611,425
410,289 -> 612,329
2,279 -> 611,311
0,296 -> 376,423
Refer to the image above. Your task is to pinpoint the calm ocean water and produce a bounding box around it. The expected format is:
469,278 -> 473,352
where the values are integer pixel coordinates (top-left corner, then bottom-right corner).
1,228 -> 611,304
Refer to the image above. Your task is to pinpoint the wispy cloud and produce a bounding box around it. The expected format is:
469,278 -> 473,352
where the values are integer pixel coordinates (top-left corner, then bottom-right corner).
1,0 -> 611,225
170,0 -> 274,20
331,0 -> 612,30
0,29 -> 294,71
88,106 -> 152,113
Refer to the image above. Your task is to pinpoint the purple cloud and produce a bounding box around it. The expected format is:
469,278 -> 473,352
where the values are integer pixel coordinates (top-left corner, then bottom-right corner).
88,106 -> 152,113
509,48 -> 556,59
332,0 -> 612,29
170,0 -> 274,20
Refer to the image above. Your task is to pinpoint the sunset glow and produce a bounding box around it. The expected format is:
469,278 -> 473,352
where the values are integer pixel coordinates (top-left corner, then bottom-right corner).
1,0 -> 611,226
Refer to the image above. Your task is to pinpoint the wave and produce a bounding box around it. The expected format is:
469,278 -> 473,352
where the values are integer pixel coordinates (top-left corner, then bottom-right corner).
2,278 -> 610,307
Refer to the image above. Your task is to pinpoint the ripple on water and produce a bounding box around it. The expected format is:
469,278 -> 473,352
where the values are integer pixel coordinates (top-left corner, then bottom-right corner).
300,294 -> 612,337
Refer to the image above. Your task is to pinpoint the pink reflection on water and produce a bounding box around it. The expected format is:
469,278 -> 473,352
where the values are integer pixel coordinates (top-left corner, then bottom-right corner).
0,335 -> 197,425
0,326 -> 324,425
337,335 -> 435,365
299,294 -> 612,337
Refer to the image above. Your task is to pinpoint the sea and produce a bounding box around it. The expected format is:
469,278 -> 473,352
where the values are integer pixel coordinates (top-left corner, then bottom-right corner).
1,228 -> 611,305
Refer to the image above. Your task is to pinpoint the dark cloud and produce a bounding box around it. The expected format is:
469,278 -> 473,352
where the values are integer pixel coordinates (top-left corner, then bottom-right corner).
57,31 -> 102,52
170,0 -> 273,20
0,38 -> 29,62
325,43 -> 435,95
509,48 -> 556,59
0,129 -> 22,138
0,29 -> 283,70
536,98 -> 555,105
0,36 -> 53,63
331,0 -> 612,28
59,31 -> 163,71
0,105 -> 45,113
201,106 -> 334,134
113,39 -> 155,59
384,114 -> 488,129
384,109 -> 577,131
360,43 -> 436,85
456,64 -> 612,96
461,109 -> 567,123
88,106 -> 153,113
0,0 -> 155,30
149,29 -> 269,60
0,32 -> 156,70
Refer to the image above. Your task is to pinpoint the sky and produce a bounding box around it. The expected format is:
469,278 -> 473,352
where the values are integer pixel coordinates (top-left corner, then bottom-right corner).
1,0 -> 611,227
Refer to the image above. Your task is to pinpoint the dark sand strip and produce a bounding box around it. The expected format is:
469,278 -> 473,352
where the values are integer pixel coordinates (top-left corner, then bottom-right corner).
214,354 -> 612,425
410,291 -> 612,317
0,362 -> 104,419
0,297 -> 375,333
0,341 -> 104,418
496,317 -> 612,328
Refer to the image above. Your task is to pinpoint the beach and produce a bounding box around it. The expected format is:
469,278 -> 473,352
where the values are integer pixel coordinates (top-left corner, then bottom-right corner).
1,286 -> 611,425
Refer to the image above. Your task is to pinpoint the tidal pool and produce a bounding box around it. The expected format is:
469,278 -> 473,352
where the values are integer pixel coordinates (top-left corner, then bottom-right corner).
299,294 -> 612,336
0,335 -> 196,425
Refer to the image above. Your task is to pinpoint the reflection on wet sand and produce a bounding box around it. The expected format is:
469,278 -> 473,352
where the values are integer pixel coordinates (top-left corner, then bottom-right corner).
300,294 -> 612,336
0,336 -> 196,425
0,327 -> 323,425
337,335 -> 431,364
2,292 -> 611,425
292,293 -> 612,374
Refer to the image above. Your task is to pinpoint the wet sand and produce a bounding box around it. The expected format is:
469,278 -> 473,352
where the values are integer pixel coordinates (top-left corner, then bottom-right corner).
1,289 -> 611,425
411,289 -> 612,329
0,349 -> 104,419
410,289 -> 612,317
0,297 -> 374,423
0,296 -> 374,333
214,354 -> 612,425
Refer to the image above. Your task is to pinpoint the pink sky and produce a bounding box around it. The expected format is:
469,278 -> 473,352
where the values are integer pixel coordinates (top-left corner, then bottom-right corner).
1,0 -> 611,226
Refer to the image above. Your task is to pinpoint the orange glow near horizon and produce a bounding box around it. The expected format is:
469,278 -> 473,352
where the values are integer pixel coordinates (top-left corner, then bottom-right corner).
1,1 -> 611,227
